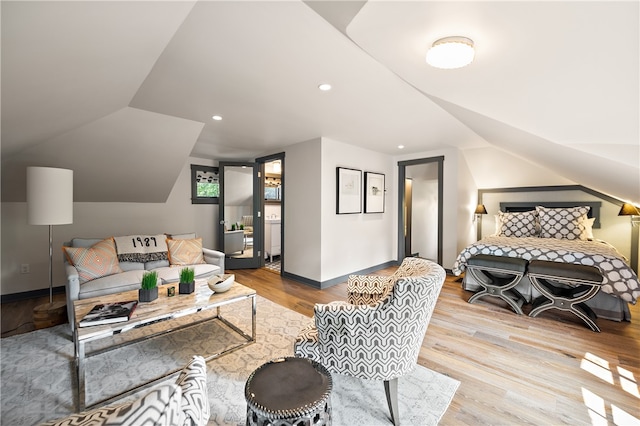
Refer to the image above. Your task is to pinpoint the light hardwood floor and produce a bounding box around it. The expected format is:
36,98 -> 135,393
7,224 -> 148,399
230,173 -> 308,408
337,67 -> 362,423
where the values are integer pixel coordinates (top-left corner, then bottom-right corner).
2,266 -> 639,424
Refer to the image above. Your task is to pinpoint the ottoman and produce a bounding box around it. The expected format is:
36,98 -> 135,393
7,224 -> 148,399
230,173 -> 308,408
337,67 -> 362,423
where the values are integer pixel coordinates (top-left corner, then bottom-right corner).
245,357 -> 332,426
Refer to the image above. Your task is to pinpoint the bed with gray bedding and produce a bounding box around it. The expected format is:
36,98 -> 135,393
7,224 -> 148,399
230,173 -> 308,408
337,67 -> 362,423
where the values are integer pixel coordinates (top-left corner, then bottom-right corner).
452,206 -> 639,321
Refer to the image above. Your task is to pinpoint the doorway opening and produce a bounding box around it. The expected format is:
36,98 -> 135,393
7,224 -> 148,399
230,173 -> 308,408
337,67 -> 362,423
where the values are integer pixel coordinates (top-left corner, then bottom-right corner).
398,156 -> 443,264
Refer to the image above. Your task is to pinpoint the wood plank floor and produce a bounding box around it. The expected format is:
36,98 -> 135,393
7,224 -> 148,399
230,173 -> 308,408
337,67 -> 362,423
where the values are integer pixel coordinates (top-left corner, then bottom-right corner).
2,266 -> 639,424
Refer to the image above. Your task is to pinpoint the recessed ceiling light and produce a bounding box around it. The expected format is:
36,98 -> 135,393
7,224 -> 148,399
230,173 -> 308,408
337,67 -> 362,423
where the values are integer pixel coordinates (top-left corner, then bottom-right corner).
426,36 -> 475,69
318,83 -> 332,91
398,145 -> 405,149
212,115 -> 223,121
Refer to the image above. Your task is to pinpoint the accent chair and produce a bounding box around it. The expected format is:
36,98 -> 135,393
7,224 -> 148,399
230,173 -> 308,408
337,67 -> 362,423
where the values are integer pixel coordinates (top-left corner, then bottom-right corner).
293,257 -> 446,425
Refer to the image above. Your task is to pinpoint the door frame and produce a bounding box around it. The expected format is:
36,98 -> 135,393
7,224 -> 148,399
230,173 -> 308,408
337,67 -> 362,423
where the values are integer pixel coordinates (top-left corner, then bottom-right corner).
397,156 -> 444,264
255,152 -> 285,274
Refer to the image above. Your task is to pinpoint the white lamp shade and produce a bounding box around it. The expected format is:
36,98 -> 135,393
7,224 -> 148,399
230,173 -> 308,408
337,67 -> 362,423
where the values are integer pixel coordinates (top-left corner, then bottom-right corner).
27,167 -> 73,225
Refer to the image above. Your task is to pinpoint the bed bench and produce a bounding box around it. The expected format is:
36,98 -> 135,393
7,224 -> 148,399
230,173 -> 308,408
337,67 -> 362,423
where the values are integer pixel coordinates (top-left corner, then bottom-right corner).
466,254 -> 528,315
528,260 -> 604,332
465,255 -> 605,331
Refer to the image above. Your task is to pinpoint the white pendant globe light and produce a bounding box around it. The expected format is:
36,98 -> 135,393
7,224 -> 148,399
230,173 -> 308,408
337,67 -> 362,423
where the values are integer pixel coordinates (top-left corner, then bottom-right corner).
426,36 -> 475,69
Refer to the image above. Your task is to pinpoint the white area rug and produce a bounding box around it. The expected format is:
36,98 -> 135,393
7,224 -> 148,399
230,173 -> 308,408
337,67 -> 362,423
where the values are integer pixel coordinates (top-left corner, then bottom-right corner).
0,296 -> 459,425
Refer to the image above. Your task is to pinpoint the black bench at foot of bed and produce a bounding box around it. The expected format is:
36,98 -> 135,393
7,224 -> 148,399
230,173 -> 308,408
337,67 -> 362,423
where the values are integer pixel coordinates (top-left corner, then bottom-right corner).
465,254 -> 604,332
528,260 -> 604,332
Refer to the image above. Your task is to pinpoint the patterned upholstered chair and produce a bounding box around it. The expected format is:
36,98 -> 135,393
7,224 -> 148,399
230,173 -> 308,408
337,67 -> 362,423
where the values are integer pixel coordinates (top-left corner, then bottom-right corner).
294,257 -> 446,425
42,356 -> 210,426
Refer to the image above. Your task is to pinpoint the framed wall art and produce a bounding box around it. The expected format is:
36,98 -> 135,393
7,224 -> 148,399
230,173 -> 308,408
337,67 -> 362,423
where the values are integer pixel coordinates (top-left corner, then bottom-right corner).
364,172 -> 385,213
336,167 -> 362,214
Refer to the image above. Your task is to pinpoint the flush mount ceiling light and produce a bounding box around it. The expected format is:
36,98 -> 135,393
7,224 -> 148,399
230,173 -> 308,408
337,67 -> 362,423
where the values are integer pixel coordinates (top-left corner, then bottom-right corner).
426,36 -> 475,69
212,115 -> 222,121
318,83 -> 332,91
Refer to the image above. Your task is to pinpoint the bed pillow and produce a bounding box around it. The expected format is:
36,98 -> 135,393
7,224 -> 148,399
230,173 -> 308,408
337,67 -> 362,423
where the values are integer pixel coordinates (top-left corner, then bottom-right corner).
582,217 -> 595,240
167,237 -> 205,266
495,211 -> 538,238
536,206 -> 590,240
63,237 -> 123,284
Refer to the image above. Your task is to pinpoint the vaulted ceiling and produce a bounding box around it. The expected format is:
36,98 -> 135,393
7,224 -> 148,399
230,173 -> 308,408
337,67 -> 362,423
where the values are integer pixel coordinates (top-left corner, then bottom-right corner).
2,1 -> 638,203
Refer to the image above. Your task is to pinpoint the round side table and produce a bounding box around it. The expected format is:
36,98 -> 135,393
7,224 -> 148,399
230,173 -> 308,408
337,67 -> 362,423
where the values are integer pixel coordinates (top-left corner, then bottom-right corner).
245,357 -> 332,426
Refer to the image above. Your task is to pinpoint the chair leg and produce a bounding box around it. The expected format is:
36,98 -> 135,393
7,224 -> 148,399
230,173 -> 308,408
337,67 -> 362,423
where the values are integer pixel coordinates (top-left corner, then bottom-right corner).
384,378 -> 400,425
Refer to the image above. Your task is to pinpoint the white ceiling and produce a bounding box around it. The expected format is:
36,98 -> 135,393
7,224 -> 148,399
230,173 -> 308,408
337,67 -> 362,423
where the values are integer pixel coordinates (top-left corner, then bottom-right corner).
2,1 -> 638,203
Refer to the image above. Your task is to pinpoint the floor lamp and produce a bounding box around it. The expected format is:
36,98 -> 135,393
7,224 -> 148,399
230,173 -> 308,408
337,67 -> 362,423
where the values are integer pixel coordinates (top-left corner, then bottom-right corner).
27,167 -> 73,327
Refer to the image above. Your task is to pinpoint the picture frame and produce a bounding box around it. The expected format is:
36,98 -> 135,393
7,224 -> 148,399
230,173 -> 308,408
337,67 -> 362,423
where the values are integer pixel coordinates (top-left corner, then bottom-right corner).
336,167 -> 362,214
364,172 -> 385,213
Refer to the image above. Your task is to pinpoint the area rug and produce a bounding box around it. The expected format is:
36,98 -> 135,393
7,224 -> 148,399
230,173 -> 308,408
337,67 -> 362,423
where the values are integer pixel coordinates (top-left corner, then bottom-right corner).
0,295 -> 459,425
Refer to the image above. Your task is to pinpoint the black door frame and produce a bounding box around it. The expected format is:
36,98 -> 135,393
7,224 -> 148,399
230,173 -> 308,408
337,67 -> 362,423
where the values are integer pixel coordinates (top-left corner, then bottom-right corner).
255,152 -> 285,274
397,156 -> 444,265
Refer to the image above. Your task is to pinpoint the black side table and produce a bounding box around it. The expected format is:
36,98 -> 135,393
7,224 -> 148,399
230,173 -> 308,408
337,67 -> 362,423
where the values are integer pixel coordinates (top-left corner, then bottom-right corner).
245,357 -> 332,426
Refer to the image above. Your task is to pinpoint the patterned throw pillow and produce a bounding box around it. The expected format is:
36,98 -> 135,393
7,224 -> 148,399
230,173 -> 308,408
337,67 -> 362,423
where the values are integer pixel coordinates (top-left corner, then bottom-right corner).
63,237 -> 123,284
496,211 -> 538,238
537,206 -> 590,240
167,237 -> 205,266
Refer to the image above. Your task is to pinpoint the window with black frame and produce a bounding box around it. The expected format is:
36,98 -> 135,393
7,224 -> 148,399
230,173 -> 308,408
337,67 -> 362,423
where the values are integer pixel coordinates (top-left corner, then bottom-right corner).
191,165 -> 219,204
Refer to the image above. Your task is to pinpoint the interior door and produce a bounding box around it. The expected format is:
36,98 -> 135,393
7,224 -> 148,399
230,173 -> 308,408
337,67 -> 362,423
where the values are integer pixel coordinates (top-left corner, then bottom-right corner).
219,162 -> 261,269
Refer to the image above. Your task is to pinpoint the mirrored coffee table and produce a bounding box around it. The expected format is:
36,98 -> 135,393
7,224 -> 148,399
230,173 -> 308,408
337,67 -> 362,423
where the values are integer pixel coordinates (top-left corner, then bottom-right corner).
73,280 -> 256,411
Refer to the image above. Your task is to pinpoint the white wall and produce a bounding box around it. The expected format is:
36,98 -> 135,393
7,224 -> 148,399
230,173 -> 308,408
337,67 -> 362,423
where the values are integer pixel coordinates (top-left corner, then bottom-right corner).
411,178 -> 438,260
1,157 -> 219,296
319,138 -> 396,282
282,139 -> 322,281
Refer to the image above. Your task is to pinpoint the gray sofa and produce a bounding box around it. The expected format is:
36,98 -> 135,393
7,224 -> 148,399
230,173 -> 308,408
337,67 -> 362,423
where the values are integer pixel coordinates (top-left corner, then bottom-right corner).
64,233 -> 225,331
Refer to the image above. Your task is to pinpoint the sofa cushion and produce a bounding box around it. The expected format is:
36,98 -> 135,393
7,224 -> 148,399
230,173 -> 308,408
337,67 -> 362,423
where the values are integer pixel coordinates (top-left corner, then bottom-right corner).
153,264 -> 220,284
145,259 -> 171,270
167,238 -> 206,266
119,261 -> 145,272
63,238 -> 123,284
78,270 -> 144,299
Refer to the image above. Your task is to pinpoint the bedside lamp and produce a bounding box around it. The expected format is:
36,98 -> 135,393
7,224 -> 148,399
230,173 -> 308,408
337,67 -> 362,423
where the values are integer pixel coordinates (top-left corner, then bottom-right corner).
473,204 -> 487,222
618,203 -> 640,226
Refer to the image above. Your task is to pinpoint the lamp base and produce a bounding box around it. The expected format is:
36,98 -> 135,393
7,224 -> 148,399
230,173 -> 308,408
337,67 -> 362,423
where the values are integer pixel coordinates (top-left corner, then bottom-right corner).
33,301 -> 67,330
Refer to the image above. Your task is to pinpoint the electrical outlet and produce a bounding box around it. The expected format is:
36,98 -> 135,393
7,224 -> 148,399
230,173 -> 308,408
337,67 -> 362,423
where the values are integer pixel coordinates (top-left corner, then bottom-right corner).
20,264 -> 30,274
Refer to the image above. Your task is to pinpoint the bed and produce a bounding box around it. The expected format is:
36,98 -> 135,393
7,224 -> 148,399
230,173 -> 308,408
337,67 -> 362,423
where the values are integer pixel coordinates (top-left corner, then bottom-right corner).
452,205 -> 640,321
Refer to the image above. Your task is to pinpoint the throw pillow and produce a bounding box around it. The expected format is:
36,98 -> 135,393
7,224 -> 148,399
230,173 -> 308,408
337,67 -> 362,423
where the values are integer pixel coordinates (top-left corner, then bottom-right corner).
496,211 -> 538,238
167,237 -> 205,266
537,206 -> 590,240
63,237 -> 123,284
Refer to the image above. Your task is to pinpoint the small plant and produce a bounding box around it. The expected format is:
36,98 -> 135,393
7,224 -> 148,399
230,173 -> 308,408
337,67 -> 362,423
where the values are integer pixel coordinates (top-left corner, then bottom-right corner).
141,271 -> 158,290
180,267 -> 195,284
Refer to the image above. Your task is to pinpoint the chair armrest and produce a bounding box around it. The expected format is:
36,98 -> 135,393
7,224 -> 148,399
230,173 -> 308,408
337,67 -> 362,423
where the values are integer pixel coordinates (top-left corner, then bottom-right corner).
346,274 -> 393,305
65,263 -> 81,332
202,247 -> 225,272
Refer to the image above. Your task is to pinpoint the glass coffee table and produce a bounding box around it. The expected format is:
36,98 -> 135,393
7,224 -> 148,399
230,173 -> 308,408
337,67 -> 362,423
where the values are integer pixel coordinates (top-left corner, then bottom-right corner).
73,280 -> 256,411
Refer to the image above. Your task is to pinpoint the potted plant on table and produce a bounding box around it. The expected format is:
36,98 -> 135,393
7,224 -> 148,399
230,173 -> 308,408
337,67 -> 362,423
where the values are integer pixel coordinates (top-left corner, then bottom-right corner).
179,267 -> 195,294
139,271 -> 159,302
